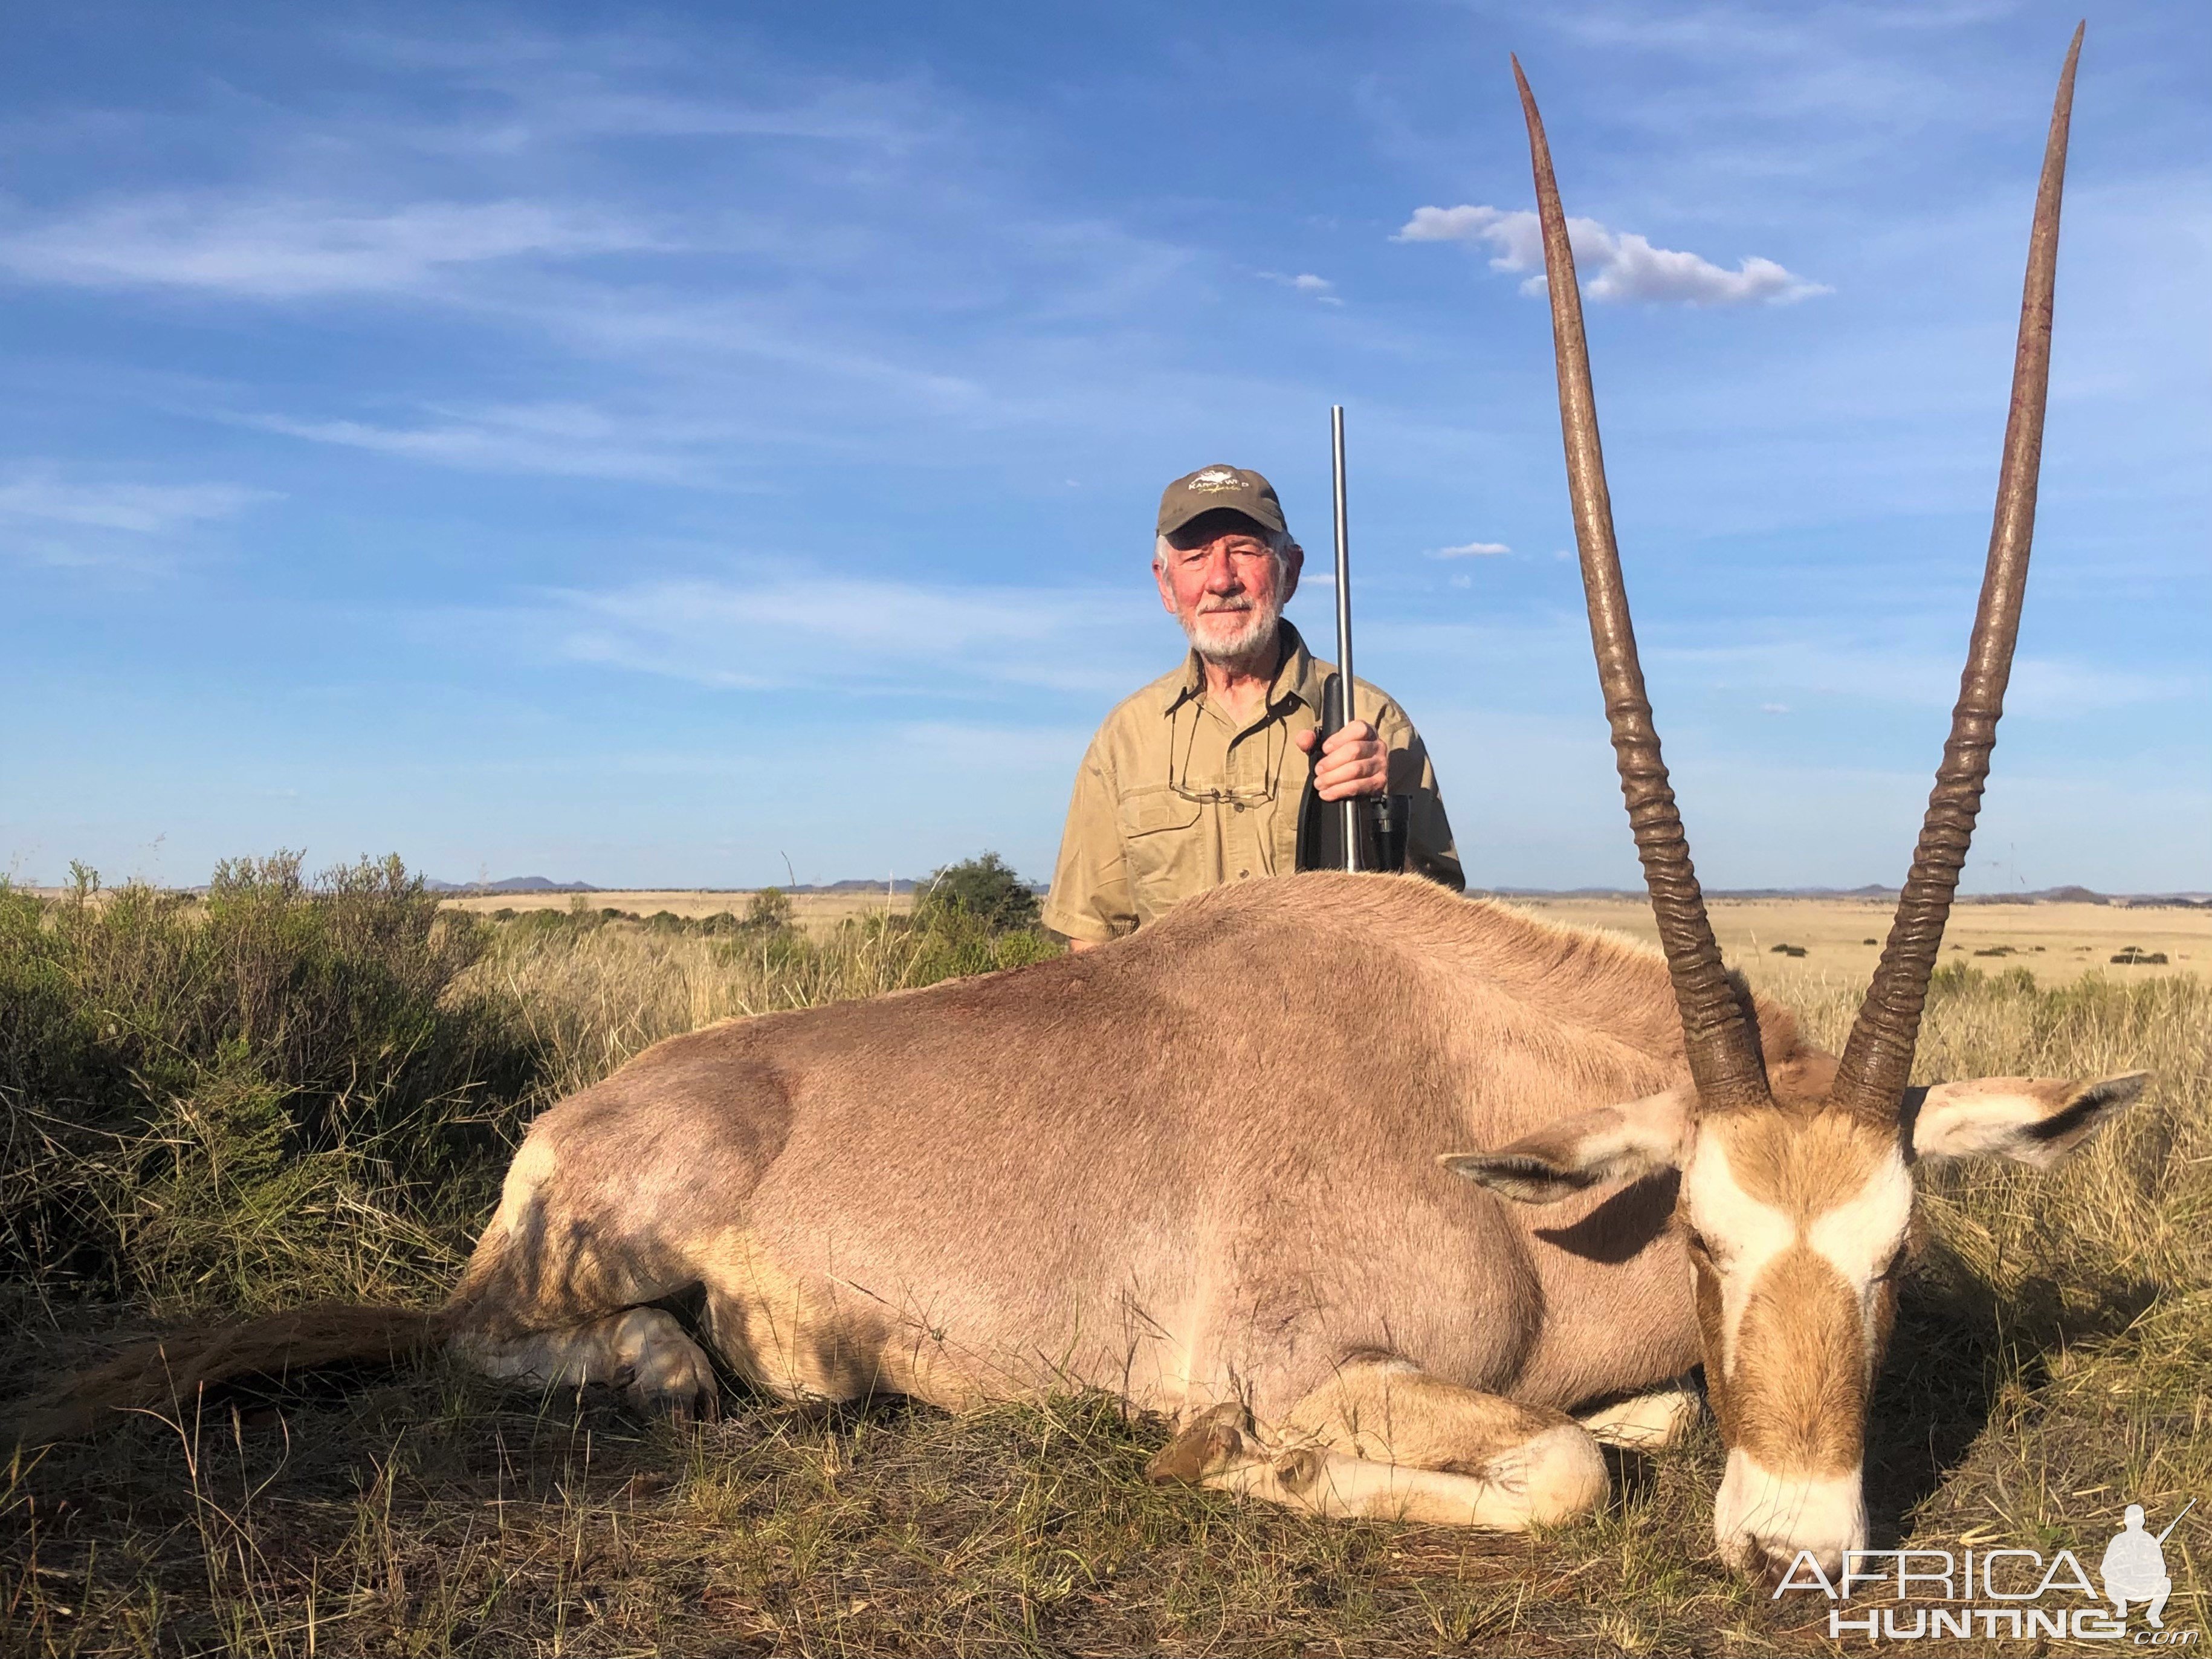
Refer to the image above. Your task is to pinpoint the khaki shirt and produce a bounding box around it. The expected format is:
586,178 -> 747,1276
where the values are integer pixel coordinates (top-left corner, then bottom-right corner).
1043,622 -> 1462,943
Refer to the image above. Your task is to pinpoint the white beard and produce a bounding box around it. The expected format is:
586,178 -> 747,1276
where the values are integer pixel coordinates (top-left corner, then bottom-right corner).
1179,595 -> 1282,668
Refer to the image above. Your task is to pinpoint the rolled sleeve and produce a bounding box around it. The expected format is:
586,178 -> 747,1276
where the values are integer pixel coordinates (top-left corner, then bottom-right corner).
1041,739 -> 1137,943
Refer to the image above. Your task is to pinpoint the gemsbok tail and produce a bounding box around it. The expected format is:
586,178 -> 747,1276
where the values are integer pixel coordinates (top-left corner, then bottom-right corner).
8,1302 -> 441,1445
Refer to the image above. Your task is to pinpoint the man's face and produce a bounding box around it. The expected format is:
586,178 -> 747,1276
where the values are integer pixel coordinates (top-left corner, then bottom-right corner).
1155,509 -> 1303,666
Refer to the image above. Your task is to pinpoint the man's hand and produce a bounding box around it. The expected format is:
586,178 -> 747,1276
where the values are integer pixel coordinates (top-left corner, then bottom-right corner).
1294,720 -> 1387,801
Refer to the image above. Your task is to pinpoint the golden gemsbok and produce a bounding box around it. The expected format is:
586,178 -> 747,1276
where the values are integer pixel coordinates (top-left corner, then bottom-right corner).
22,33 -> 2141,1580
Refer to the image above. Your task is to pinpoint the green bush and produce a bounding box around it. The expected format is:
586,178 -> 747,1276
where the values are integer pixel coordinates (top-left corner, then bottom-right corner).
0,855 -> 536,1313
915,852 -> 1040,933
745,888 -> 795,932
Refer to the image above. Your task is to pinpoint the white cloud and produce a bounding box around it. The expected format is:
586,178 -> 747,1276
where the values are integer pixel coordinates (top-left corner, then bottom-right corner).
0,196 -> 658,299
250,403 -> 740,483
476,571 -> 1160,697
0,467 -> 270,533
1394,204 -> 1828,306
1258,270 -> 1344,305
1431,539 -> 1512,558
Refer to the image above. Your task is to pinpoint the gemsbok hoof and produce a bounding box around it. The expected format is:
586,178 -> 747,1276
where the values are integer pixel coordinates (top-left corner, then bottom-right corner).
1146,1401 -> 1258,1484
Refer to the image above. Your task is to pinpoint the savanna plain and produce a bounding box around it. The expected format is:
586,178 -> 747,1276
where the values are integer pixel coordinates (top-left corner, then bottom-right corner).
4,860 -> 2207,1656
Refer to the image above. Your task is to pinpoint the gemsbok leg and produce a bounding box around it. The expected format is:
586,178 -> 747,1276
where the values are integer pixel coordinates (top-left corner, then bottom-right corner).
1576,1383 -> 1702,1450
451,1308 -> 720,1423
439,1137 -> 723,1422
1147,1355 -> 1608,1529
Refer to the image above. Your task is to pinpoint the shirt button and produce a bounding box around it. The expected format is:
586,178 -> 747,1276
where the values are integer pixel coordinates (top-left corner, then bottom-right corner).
1233,802 -> 1245,813
1238,869 -> 1249,879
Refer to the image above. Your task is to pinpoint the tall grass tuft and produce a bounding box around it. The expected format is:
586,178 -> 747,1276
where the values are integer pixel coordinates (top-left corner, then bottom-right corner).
480,904 -> 1060,1100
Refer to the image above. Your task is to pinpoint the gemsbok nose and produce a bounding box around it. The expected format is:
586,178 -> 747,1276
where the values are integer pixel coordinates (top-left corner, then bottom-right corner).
1715,1451 -> 1868,1583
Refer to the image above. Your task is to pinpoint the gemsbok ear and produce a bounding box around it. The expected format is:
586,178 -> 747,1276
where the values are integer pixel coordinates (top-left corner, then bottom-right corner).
1440,1088 -> 1692,1205
1907,1072 -> 2150,1169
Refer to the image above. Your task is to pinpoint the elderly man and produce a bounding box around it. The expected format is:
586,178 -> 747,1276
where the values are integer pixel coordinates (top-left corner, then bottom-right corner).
1043,464 -> 1461,949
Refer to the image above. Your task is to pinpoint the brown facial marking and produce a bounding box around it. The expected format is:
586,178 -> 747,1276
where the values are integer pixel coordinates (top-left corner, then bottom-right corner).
1727,1246 -> 1869,1478
1707,1109 -> 1897,1218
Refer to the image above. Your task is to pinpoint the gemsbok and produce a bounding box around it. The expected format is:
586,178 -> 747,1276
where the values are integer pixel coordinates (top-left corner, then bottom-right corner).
23,33 -> 2144,1580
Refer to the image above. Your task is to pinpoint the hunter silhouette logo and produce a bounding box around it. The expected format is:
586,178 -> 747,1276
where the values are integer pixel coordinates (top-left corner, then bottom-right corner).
1774,1496 -> 2200,1643
2103,1500 -> 2193,1629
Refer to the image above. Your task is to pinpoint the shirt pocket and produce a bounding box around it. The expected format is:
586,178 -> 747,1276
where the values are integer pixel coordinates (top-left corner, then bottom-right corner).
1116,786 -> 1207,923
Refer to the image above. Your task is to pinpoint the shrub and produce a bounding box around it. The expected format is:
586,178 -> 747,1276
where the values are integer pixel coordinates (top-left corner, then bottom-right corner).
0,855 -> 537,1314
745,888 -> 795,933
916,852 -> 1040,933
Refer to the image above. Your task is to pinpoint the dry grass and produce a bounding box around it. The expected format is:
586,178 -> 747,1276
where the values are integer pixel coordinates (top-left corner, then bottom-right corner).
441,889 -> 916,936
1524,896 -> 2212,988
4,887 -> 2208,1657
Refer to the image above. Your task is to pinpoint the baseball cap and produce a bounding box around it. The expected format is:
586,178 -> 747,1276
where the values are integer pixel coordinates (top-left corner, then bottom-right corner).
1156,464 -> 1287,540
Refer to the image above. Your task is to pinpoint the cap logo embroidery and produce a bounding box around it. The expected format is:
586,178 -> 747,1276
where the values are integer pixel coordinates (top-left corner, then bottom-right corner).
1190,468 -> 1243,491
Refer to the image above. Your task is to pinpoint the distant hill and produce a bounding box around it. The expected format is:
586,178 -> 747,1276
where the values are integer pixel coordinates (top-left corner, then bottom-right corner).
1484,884 -> 1903,901
1484,884 -> 2211,907
422,876 -> 599,894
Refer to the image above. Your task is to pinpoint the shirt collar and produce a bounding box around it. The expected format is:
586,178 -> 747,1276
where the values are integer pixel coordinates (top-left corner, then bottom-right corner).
1165,621 -> 1326,718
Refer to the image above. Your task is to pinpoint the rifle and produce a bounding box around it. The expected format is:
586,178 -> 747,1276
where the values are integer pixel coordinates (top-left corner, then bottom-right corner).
1296,405 -> 1411,873
2155,1498 -> 2196,1546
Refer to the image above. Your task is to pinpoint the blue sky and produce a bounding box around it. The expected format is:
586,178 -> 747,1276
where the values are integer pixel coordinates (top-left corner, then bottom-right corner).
3,1 -> 2205,893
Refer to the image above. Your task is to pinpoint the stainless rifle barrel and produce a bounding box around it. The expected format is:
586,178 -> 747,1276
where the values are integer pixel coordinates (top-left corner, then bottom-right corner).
1330,405 -> 1359,872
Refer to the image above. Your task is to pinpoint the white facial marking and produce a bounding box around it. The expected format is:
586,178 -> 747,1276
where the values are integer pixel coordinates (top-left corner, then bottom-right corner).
1680,1137 -> 1793,1374
1806,1148 -> 1912,1339
1715,1449 -> 1868,1573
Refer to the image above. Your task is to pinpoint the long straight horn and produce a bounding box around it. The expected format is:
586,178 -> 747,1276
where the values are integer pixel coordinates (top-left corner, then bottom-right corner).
1832,26 -> 2082,1123
1513,56 -> 1771,1111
